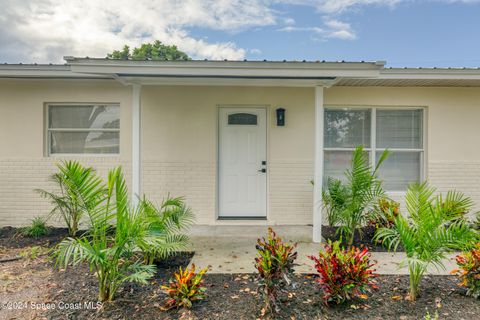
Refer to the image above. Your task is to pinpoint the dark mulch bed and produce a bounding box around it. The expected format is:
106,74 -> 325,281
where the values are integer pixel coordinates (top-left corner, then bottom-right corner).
322,225 -> 402,252
46,257 -> 479,320
0,226 -> 70,249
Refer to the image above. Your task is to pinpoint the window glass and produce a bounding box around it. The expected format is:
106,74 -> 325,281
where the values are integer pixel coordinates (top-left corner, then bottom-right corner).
48,104 -> 120,155
324,109 -> 371,148
228,113 -> 257,125
376,151 -> 421,191
323,108 -> 424,192
376,109 -> 422,149
49,105 -> 120,129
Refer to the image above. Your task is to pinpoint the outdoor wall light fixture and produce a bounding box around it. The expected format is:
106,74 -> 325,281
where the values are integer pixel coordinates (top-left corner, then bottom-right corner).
276,107 -> 285,126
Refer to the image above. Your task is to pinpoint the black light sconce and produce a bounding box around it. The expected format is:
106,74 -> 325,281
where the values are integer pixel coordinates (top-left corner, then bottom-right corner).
276,108 -> 286,126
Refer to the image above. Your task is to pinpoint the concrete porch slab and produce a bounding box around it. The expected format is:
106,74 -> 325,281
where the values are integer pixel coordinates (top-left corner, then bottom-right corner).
187,234 -> 458,275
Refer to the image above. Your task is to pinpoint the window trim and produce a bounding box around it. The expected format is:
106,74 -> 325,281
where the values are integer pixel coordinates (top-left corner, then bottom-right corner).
323,105 -> 427,193
45,102 -> 121,157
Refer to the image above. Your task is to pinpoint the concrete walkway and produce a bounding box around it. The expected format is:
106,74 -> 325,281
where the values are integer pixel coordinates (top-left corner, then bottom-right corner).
188,236 -> 458,275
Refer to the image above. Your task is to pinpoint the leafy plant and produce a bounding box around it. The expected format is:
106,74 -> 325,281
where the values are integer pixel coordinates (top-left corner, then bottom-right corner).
254,227 -> 298,315
139,196 -> 194,265
55,167 -> 172,302
452,243 -> 480,298
37,161 -> 106,236
322,146 -> 390,246
161,264 -> 207,310
308,240 -> 377,305
374,182 -> 478,300
19,246 -> 47,260
368,198 -> 400,230
424,310 -> 439,320
21,217 -> 49,238
437,190 -> 477,223
107,40 -> 190,60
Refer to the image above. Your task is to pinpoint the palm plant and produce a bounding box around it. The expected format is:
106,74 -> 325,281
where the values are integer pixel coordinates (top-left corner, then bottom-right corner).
322,145 -> 390,246
374,182 -> 479,300
37,161 -> 105,236
55,167 -> 176,302
139,196 -> 194,264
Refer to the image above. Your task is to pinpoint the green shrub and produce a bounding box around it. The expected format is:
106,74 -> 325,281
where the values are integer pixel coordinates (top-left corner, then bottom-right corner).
322,146 -> 390,246
37,161 -> 106,236
161,264 -> 207,310
452,243 -> 480,299
22,217 -> 49,238
308,240 -> 377,305
254,227 -> 297,315
375,182 -> 478,300
55,167 -> 191,302
139,196 -> 194,265
368,198 -> 400,230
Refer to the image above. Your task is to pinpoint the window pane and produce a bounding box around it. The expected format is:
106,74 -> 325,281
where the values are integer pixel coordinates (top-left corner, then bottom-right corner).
49,105 -> 120,129
228,113 -> 257,125
376,109 -> 423,149
324,150 -> 370,184
324,109 -> 371,148
50,131 -> 119,154
376,151 -> 421,191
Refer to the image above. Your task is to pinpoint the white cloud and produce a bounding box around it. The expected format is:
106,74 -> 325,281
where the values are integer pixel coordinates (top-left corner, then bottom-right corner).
0,0 -> 275,62
278,18 -> 356,40
249,48 -> 262,55
323,19 -> 356,39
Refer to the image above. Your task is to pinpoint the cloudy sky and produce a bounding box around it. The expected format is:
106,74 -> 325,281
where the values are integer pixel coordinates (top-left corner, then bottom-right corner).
1,0 -> 480,67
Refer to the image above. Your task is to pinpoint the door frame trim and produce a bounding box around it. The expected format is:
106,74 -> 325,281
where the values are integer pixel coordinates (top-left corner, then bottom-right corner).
215,104 -> 270,221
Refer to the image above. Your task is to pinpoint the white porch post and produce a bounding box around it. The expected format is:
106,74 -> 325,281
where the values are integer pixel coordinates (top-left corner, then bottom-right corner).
313,86 -> 324,243
132,84 -> 142,206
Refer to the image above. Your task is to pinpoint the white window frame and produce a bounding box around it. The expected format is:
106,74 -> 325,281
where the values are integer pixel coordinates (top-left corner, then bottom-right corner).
323,105 -> 427,193
45,102 -> 121,156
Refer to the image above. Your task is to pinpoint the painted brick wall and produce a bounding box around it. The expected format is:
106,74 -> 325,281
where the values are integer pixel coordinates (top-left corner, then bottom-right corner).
428,161 -> 480,218
268,161 -> 314,225
141,161 -> 216,225
0,158 -> 130,227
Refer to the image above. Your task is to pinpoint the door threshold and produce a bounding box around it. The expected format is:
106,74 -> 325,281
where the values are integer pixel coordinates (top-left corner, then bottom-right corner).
218,216 -> 267,221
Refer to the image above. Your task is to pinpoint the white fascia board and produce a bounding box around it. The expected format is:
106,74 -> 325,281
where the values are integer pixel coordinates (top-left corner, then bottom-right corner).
68,60 -> 383,79
0,65 -> 112,79
117,76 -> 337,87
381,68 -> 480,80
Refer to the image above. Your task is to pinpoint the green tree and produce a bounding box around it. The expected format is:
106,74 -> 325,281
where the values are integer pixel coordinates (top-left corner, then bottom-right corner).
107,41 -> 190,60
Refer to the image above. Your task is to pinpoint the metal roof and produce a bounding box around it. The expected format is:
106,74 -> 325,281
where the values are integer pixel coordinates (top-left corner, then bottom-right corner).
1,57 -> 480,87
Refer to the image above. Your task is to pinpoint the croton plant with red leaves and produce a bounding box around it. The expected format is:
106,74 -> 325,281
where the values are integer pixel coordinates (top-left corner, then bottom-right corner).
254,227 -> 298,314
452,243 -> 480,299
161,264 -> 207,310
309,240 -> 377,305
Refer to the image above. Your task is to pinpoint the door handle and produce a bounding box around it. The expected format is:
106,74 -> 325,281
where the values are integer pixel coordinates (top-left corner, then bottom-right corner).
258,168 -> 267,173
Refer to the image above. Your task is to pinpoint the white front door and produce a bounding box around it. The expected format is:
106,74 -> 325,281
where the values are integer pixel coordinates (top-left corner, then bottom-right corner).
218,107 -> 267,218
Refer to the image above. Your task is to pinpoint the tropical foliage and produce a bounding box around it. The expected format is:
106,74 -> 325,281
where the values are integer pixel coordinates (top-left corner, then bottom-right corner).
139,197 -> 194,265
55,167 -> 189,302
37,161 -> 105,236
374,182 -> 478,300
21,217 -> 49,238
254,228 -> 298,315
107,40 -> 190,60
368,198 -> 400,230
452,243 -> 480,299
161,264 -> 207,310
308,240 -> 377,305
322,145 -> 390,246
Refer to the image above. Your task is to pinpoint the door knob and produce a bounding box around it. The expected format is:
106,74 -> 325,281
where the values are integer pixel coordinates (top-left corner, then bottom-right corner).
258,168 -> 267,173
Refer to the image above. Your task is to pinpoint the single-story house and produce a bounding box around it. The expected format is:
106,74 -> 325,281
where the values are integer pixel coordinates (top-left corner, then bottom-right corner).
1,57 -> 480,242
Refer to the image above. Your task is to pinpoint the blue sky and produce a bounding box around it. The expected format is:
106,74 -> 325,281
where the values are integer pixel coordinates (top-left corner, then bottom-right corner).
1,0 -> 480,67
